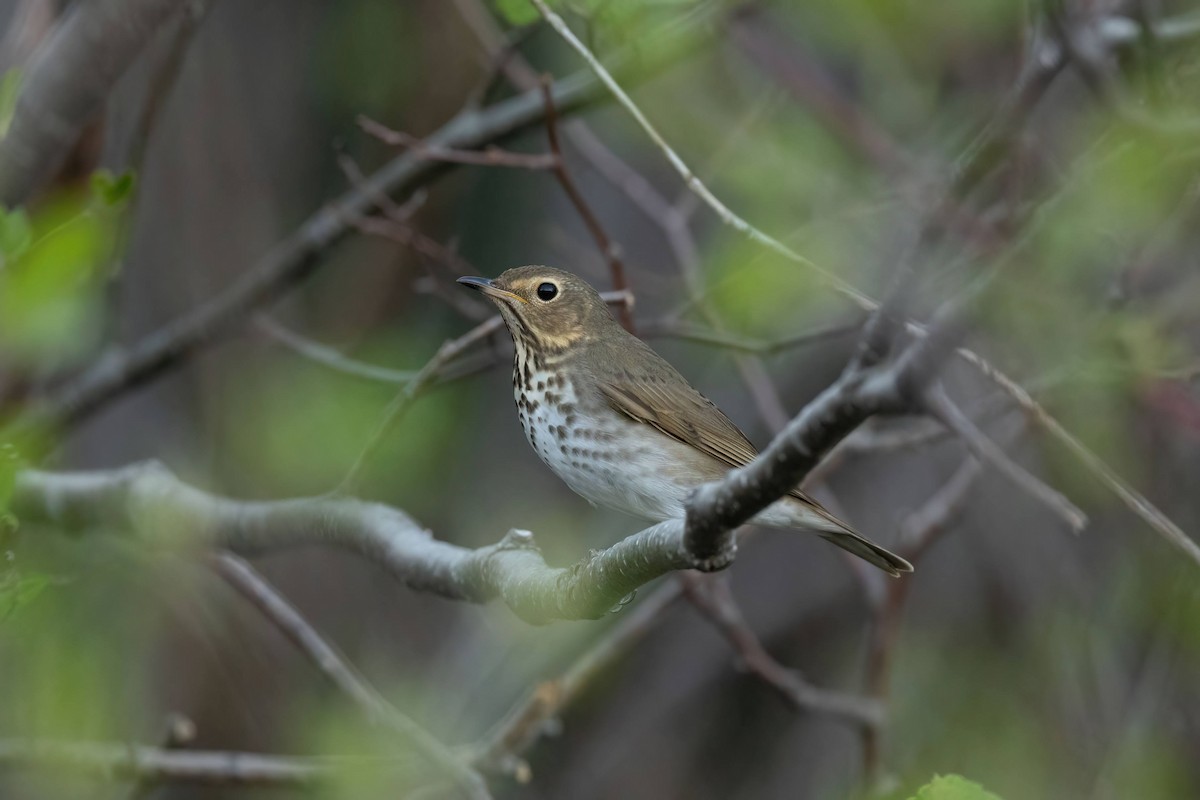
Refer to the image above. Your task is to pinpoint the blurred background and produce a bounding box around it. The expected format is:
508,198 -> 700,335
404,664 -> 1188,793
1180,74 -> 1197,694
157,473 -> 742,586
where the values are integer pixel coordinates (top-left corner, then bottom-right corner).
2,0 -> 1200,798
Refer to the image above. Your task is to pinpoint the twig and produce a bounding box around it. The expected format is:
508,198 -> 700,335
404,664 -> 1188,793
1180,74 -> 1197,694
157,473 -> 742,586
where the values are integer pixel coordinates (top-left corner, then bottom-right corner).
0,739 -> 329,786
254,316 -> 419,384
211,553 -> 491,800
358,116 -> 557,170
679,573 -> 883,729
531,0 -> 1200,567
537,77 -> 635,332
471,580 -> 685,778
923,385 -> 1087,532
125,714 -> 196,800
639,318 -> 862,355
256,314 -> 499,387
860,449 -> 989,782
338,315 -> 504,492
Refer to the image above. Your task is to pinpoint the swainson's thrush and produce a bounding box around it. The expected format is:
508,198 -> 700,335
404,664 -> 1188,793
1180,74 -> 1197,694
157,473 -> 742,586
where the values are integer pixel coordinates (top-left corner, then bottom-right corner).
458,266 -> 912,576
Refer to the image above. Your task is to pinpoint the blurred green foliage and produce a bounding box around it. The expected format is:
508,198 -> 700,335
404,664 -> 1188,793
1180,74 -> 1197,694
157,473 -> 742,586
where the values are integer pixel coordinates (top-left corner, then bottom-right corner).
0,570 -> 50,621
224,329 -> 472,503
908,774 -> 1001,800
0,172 -> 131,370
314,0 -> 416,120
0,69 -> 19,138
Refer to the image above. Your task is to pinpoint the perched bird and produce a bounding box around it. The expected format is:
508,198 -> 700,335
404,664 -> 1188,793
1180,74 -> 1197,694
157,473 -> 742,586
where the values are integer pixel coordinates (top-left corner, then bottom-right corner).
458,266 -> 912,577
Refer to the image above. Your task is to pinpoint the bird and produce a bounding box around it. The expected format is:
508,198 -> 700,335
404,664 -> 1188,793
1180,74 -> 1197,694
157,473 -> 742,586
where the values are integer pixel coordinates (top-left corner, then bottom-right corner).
457,266 -> 912,577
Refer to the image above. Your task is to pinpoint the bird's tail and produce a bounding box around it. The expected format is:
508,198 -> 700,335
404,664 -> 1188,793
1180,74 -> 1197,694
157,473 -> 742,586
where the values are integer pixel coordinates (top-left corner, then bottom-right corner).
772,491 -> 912,578
781,493 -> 913,577
817,528 -> 913,578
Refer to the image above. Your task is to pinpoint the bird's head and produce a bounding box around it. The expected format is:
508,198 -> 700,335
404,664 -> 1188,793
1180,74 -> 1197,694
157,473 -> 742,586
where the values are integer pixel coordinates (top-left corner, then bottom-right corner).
457,266 -> 615,352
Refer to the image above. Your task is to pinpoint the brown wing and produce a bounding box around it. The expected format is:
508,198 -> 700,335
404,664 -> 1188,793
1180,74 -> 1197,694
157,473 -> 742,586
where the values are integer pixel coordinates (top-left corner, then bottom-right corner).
598,370 -> 849,531
597,358 -> 913,576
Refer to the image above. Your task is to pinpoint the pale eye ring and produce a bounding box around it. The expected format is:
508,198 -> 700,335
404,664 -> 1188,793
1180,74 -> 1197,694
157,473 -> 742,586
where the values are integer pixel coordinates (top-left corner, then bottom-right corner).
536,282 -> 559,301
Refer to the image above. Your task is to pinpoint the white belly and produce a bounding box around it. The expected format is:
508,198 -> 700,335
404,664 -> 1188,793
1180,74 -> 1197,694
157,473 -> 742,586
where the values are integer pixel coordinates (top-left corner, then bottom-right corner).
515,368 -> 696,521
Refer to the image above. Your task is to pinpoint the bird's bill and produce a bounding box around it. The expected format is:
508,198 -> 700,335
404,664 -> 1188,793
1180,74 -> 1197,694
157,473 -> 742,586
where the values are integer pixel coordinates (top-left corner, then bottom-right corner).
456,276 -> 528,304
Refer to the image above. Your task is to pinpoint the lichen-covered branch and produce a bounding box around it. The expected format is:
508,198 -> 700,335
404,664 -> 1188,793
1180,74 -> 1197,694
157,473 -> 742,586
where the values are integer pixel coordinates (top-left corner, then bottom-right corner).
12,461 -> 692,624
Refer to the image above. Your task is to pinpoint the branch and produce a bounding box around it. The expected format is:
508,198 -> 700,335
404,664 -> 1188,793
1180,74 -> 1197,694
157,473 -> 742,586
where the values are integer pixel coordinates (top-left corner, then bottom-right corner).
211,554 -> 491,799
338,316 -> 504,491
0,0 -> 184,208
679,573 -> 883,729
0,739 -> 327,786
358,116 -> 557,170
125,714 -> 197,800
923,386 -> 1086,532
639,318 -> 861,356
537,78 -> 635,332
471,580 -> 685,777
12,462 -> 693,624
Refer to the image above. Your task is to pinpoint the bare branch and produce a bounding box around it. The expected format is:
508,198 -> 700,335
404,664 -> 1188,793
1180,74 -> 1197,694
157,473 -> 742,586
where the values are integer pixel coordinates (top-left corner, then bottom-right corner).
12,462 -> 694,624
680,573 -> 883,729
211,554 -> 491,799
254,316 -> 420,384
923,385 -> 1086,532
537,78 -> 635,332
338,316 -> 503,492
472,581 -> 685,778
358,115 -> 558,170
639,318 -> 861,355
125,714 -> 197,800
0,739 -> 328,786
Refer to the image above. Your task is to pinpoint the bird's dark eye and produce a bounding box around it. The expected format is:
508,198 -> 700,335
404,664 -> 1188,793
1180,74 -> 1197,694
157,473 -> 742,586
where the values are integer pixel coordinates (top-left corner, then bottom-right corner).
536,282 -> 558,301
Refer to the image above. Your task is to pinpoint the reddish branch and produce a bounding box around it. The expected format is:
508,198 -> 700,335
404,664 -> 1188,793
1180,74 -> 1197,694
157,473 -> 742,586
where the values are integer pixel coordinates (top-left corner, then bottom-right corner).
537,78 -> 636,333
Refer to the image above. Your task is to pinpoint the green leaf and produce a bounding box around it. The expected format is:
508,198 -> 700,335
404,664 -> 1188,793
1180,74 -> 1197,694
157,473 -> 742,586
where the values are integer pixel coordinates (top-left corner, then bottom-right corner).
0,69 -> 20,139
90,169 -> 136,207
909,774 -> 1004,800
0,207 -> 32,260
495,0 -> 540,26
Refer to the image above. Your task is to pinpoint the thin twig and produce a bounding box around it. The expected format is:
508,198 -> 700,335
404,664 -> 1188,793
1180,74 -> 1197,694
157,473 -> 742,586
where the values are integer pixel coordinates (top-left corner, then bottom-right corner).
639,318 -> 861,355
860,444 -> 993,782
0,739 -> 329,786
470,580 -> 685,778
359,116 -> 557,170
126,714 -> 197,800
338,316 -> 504,492
537,77 -> 635,332
254,316 -> 419,384
679,573 -> 883,729
923,385 -> 1087,532
211,553 -> 491,799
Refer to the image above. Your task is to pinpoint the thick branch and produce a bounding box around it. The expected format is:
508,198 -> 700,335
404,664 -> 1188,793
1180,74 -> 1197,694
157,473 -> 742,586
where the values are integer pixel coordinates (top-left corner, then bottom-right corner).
0,0 -> 184,208
12,462 -> 692,624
